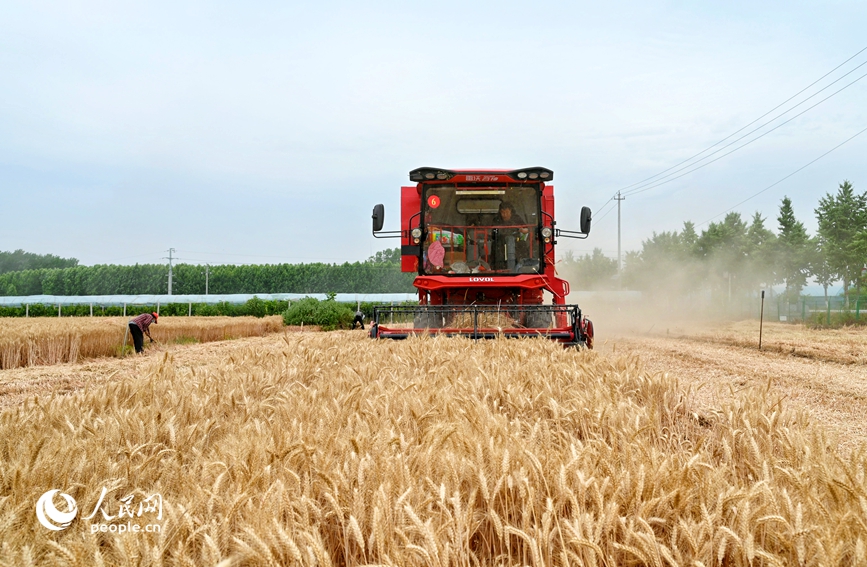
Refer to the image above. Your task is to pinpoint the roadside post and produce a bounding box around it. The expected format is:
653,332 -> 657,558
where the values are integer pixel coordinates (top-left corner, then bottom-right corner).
759,290 -> 765,350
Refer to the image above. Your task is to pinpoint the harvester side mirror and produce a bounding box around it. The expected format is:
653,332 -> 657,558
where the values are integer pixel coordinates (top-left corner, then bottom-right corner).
372,204 -> 385,233
580,206 -> 592,234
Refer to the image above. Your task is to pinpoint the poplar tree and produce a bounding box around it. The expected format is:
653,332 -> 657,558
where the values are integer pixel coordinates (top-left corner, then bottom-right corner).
815,180 -> 867,304
746,212 -> 777,293
560,248 -> 617,290
809,236 -> 835,305
0,250 -> 78,274
695,212 -> 749,299
776,196 -> 810,300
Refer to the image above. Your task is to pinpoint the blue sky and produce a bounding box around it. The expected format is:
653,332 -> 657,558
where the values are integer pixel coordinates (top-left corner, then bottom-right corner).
1,1 -> 865,271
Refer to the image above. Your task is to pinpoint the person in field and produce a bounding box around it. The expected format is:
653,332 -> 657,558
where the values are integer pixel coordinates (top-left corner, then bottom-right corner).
129,312 -> 158,353
352,308 -> 365,330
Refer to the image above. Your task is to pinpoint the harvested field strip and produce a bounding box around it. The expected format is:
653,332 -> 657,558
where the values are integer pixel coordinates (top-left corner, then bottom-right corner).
605,331 -> 867,455
1,332 -> 865,565
0,316 -> 283,369
668,321 -> 867,366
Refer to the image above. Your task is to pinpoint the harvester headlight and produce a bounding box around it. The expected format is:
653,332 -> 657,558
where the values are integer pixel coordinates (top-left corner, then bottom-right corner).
541,227 -> 553,242
409,168 -> 456,182
411,228 -> 422,243
510,167 -> 553,182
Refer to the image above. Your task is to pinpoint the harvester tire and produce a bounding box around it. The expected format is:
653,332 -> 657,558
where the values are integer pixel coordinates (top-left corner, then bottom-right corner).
583,318 -> 594,349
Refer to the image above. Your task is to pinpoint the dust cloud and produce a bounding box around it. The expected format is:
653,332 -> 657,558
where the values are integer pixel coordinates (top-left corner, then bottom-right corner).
561,259 -> 772,339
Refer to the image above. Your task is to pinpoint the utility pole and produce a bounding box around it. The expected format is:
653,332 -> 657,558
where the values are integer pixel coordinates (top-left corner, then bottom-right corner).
205,264 -> 209,295
614,191 -> 626,288
164,248 -> 176,296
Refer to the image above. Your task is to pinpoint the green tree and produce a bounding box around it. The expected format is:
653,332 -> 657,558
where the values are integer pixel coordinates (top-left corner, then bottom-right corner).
854,231 -> 867,296
561,248 -> 617,290
282,296 -> 354,330
0,250 -> 78,274
696,212 -> 750,300
745,212 -> 777,293
775,197 -> 810,300
366,248 -> 401,265
815,180 -> 867,304
809,236 -> 835,306
680,221 -> 698,254
620,250 -> 643,291
621,222 -> 701,295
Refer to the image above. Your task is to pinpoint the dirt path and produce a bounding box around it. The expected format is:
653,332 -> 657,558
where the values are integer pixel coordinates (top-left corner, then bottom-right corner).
598,329 -> 867,453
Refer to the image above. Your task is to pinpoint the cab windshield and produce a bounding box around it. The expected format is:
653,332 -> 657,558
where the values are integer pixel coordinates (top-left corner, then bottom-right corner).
421,185 -> 542,275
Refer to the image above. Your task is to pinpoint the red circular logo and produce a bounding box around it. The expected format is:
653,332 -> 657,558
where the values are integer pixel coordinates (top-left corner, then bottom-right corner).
427,195 -> 441,208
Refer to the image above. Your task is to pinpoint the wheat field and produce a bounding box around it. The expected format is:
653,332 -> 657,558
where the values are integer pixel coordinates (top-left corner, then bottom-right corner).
1,331 -> 865,566
0,316 -> 284,370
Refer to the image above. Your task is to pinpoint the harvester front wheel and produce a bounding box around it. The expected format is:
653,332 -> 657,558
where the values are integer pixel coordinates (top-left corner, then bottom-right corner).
583,318 -> 594,349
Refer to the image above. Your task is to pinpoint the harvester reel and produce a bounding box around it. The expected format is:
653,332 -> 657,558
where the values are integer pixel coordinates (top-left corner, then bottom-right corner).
413,311 -> 443,330
525,310 -> 553,330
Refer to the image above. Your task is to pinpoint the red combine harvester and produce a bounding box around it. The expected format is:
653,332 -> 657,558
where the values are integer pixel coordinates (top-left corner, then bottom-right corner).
370,167 -> 594,348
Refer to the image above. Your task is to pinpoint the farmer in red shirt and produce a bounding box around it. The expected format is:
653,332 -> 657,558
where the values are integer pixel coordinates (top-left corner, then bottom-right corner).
129,312 -> 158,354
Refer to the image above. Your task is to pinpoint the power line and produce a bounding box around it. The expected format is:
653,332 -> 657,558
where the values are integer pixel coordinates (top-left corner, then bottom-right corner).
589,44 -> 867,219
622,68 -> 867,197
698,124 -> 867,227
619,70 -> 867,198
581,48 -> 867,252
105,251 -> 165,263
612,45 -> 867,195
591,199 -> 618,225
178,250 -> 353,262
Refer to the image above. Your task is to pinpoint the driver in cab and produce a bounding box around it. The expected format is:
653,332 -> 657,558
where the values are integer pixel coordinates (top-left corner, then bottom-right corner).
492,202 -> 529,269
493,202 -> 528,234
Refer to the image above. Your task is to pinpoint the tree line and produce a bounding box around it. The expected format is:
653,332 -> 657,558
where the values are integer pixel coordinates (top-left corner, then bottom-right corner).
6,177 -> 864,301
0,250 -> 78,275
0,249 -> 415,296
562,180 -> 866,302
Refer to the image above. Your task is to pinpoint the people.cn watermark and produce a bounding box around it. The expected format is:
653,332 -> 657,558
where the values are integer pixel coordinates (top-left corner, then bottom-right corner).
35,487 -> 163,534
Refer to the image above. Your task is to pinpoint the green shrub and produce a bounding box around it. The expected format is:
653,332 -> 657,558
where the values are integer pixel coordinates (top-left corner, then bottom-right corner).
282,297 -> 354,331
806,310 -> 867,328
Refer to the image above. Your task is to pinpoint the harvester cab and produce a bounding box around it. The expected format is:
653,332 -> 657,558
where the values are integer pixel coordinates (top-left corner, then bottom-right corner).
370,167 -> 594,348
